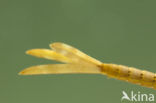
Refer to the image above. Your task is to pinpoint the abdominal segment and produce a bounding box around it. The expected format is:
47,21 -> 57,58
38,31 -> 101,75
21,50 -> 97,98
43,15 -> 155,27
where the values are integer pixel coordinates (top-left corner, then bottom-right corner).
100,64 -> 156,89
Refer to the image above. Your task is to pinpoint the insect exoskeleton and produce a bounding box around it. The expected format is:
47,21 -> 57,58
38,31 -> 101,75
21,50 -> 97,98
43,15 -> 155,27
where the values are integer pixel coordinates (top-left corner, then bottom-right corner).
100,63 -> 156,89
19,42 -> 156,90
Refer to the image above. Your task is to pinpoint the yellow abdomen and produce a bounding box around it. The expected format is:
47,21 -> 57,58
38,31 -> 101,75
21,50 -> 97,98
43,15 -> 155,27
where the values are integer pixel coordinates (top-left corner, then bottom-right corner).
100,64 -> 156,89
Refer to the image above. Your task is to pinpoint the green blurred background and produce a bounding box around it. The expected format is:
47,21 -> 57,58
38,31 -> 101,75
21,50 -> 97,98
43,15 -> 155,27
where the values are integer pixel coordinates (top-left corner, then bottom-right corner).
1,0 -> 156,103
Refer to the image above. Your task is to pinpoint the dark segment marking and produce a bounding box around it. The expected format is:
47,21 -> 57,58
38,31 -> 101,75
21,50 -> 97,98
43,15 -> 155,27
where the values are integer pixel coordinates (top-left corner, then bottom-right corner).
127,68 -> 131,77
140,71 -> 144,80
153,74 -> 156,83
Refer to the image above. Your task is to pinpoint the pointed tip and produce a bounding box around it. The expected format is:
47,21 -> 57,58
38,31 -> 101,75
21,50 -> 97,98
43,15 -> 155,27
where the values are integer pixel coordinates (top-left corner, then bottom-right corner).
18,70 -> 30,75
18,69 -> 26,75
18,71 -> 24,75
25,49 -> 42,56
18,69 -> 30,75
25,49 -> 32,55
49,43 -> 53,48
